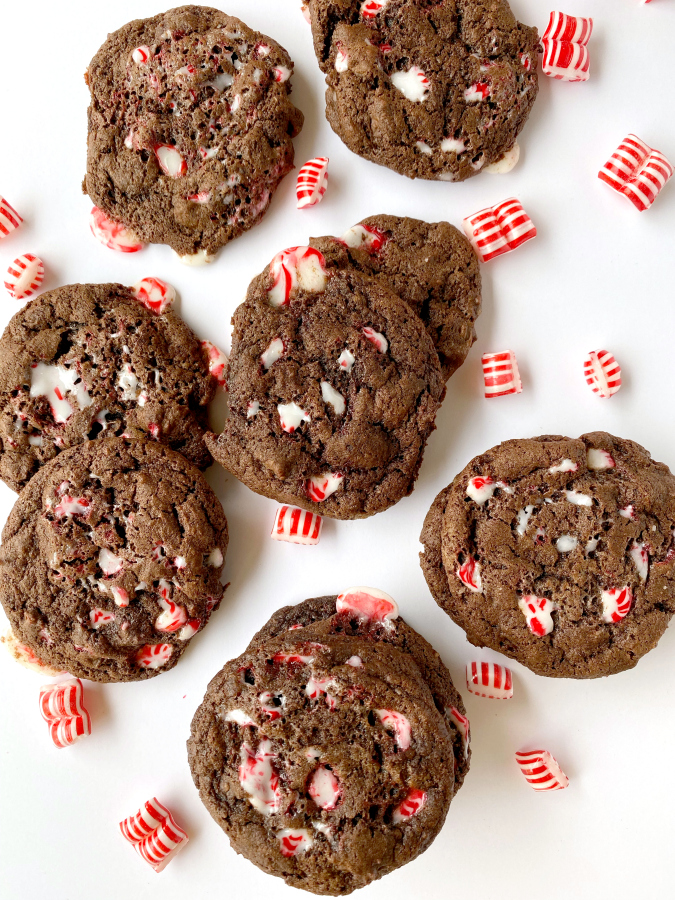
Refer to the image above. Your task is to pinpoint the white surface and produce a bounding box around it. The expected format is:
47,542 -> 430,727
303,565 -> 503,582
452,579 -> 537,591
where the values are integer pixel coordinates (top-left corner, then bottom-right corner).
0,2 -> 674,898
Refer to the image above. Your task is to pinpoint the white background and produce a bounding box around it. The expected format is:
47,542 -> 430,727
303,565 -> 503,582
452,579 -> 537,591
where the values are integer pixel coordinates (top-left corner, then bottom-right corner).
0,1 -> 674,898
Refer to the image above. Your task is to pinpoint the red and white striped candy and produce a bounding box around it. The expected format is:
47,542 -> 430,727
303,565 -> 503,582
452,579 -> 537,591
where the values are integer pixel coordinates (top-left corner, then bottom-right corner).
131,277 -> 176,314
336,586 -> 399,626
308,765 -> 341,809
392,788 -> 427,824
120,798 -> 189,873
239,739 -> 281,814
463,198 -> 536,263
340,223 -> 387,253
0,195 -> 22,239
362,327 -> 388,353
39,679 -> 91,749
541,13 -> 593,82
306,471 -> 344,502
135,643 -> 173,669
482,350 -> 522,398
361,0 -> 389,17
296,157 -> 329,209
515,749 -> 569,791
466,662 -> 514,700
90,207 -> 145,253
90,608 -> 116,628
601,586 -> 633,623
278,829 -> 313,857
132,46 -> 151,64
154,145 -> 187,178
598,134 -> 673,211
457,557 -> 482,592
268,246 -> 327,307
584,350 -> 622,398
201,340 -> 228,387
448,706 -> 471,757
271,505 -> 322,545
519,595 -> 556,636
4,253 -> 44,300
376,709 -> 411,750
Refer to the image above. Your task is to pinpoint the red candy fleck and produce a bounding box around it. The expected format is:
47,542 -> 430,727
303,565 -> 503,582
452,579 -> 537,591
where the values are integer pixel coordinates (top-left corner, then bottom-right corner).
267,246 -> 327,307
154,145 -> 187,178
601,586 -> 633,623
456,557 -> 482,592
518,595 -> 556,636
308,765 -> 341,810
201,340 -> 228,387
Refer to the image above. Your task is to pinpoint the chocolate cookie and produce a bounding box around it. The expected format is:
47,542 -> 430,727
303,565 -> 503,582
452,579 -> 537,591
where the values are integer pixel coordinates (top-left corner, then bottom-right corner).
85,6 -> 303,261
247,591 -> 470,789
420,433 -> 675,678
0,438 -> 227,682
311,214 -> 482,379
188,588 -> 457,895
305,0 -> 539,181
0,283 -> 216,492
205,247 -> 445,519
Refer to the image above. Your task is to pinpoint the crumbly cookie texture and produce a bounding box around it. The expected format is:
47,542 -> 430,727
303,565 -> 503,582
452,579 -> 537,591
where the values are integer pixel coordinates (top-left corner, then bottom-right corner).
85,5 -> 303,257
0,283 -> 215,492
188,623 -> 456,894
421,433 -> 675,678
205,250 -> 445,519
0,439 -> 228,682
306,0 -> 539,181
312,214 -> 482,379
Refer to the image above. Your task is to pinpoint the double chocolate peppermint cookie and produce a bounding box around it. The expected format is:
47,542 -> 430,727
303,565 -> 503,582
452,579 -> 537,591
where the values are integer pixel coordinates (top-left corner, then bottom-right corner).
0,439 -> 228,682
85,6 -> 303,262
205,246 -> 445,519
305,0 -> 539,181
312,214 -> 482,379
188,588 -> 467,895
421,433 -> 675,678
0,283 -> 216,492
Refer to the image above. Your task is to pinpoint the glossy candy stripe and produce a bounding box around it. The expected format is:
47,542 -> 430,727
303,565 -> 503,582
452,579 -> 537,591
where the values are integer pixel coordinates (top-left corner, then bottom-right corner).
515,749 -> 569,791
598,134 -> 673,211
584,350 -> 622,398
39,679 -> 92,748
296,157 -> 329,209
541,13 -> 593,81
271,505 -> 323,545
466,662 -> 514,699
4,253 -> 44,299
463,198 -> 536,262
120,797 -> 189,872
0,195 -> 22,238
482,350 -> 522,398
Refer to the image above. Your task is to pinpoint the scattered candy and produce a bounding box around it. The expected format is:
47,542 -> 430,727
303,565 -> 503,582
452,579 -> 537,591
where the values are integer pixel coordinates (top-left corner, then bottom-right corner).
296,157 -> 329,209
268,246 -> 327,306
482,350 -> 522,398
306,471 -> 344,502
90,207 -> 145,253
201,340 -> 228,387
515,749 -> 569,791
336,586 -> 399,626
457,557 -> 482,592
584,350 -> 622,399
391,66 -> 430,103
601,586 -> 633,623
131,277 -> 176,314
466,662 -> 514,700
4,253 -> 44,299
0,195 -> 22,239
278,829 -> 313,857
392,789 -> 427,824
271,505 -> 323,545
120,798 -> 189,872
39,678 -> 91,749
154,144 -> 187,178
598,134 -> 673,211
135,643 -> 173,669
376,709 -> 411,750
463,198 -> 536,262
541,12 -> 593,82
518,595 -> 556,636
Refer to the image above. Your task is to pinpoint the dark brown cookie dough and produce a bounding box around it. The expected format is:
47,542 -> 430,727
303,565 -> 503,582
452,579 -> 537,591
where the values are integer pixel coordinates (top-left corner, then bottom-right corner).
247,594 -> 470,789
311,214 -> 482,379
188,627 -> 455,895
85,6 -> 304,260
420,433 -> 675,678
306,0 -> 539,181
205,248 -> 445,519
0,283 -> 216,492
0,438 -> 228,682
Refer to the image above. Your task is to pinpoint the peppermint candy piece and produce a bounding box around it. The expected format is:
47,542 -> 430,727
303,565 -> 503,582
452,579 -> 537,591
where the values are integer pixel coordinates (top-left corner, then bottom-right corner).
201,340 -> 228,387
515,749 -> 569,791
132,46 -> 151,64
278,401 -> 310,433
335,49 -> 349,72
630,542 -> 649,581
584,350 -> 622,399
601,586 -> 633,623
131,277 -> 176,314
306,471 -> 344,502
39,678 -> 92,749
541,12 -> 593,82
466,475 -> 512,505
376,709 -> 411,750
4,254 -> 44,300
464,82 -> 490,103
339,223 -> 387,253
278,829 -> 313,858
392,789 -> 427,824
1,629 -> 63,676
268,246 -> 327,307
261,337 -> 286,370
271,505 -> 322,545
391,66 -> 430,103
0,195 -> 23,239
362,327 -> 388,353
90,206 -> 145,253
306,674 -> 338,710
135,643 -> 173,669
308,766 -> 341,810
239,739 -> 281,815
485,143 -> 521,174
482,350 -> 522,398
120,798 -> 189,873
518,595 -> 556,636
296,157 -> 329,209
448,706 -> 471,758
336,586 -> 399,626
457,557 -> 482,592
587,448 -> 615,470
463,198 -> 536,263
549,458 -> 578,474
90,608 -> 116,629
154,144 -> 187,178
361,0 -> 389,17
598,134 -> 673,211
466,662 -> 514,700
